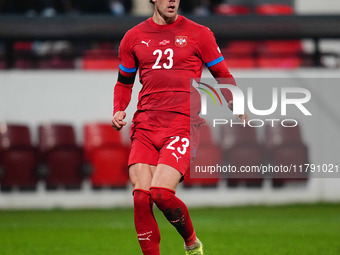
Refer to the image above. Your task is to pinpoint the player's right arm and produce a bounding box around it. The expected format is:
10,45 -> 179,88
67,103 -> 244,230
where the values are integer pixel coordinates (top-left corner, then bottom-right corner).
112,31 -> 137,131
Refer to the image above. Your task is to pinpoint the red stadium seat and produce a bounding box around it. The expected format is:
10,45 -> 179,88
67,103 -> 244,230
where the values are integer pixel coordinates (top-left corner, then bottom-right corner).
14,58 -> 35,69
255,4 -> 303,69
82,49 -> 119,70
221,124 -> 259,148
84,122 -> 122,156
255,4 -> 294,15
265,123 -> 309,187
265,122 -> 305,163
214,5 -> 254,69
38,123 -> 84,190
221,125 -> 264,187
214,4 -> 251,15
225,56 -> 256,69
0,123 -> 39,191
0,55 -> 7,69
37,55 -> 75,69
224,144 -> 263,187
222,41 -> 256,69
265,122 -> 303,150
184,125 -> 221,188
265,123 -> 305,145
257,41 -> 303,69
13,42 -> 35,69
84,123 -> 129,189
271,144 -> 309,187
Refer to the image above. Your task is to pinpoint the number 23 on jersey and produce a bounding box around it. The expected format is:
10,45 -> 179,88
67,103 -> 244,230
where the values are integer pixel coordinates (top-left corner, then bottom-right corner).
152,48 -> 174,70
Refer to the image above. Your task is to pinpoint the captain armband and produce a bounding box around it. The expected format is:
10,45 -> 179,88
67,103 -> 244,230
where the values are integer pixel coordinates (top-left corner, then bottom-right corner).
118,71 -> 136,85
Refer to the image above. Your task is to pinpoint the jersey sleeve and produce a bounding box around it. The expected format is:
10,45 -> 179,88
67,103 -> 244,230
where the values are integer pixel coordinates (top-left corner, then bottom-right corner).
118,30 -> 138,73
113,30 -> 137,115
198,26 -> 236,102
208,61 -> 236,102
198,26 -> 224,68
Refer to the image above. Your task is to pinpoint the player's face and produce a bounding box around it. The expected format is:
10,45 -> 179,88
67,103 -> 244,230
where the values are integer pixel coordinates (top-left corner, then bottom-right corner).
154,0 -> 180,21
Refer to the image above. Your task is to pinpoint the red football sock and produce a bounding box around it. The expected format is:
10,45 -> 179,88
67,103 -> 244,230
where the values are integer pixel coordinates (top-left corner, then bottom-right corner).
133,189 -> 161,255
150,187 -> 196,246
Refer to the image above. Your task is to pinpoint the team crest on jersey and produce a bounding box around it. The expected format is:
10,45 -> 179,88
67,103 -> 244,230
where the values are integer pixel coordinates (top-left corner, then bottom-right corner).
175,36 -> 187,47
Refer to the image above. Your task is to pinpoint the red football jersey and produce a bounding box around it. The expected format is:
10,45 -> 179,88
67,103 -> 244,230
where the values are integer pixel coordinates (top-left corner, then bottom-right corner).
118,15 -> 225,127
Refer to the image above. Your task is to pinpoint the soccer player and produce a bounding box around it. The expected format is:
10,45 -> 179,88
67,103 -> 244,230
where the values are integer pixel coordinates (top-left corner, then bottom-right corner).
112,0 -> 248,254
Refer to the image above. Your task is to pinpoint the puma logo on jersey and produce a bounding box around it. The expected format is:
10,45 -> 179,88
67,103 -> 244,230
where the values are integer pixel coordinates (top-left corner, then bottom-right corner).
141,40 -> 151,47
175,36 -> 187,47
172,152 -> 182,162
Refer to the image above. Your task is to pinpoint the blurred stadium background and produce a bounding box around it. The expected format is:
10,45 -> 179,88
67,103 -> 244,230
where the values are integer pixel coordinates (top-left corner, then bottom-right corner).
0,0 -> 340,254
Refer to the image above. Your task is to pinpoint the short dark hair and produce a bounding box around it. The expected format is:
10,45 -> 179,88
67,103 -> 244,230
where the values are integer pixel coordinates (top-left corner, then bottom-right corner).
150,0 -> 154,4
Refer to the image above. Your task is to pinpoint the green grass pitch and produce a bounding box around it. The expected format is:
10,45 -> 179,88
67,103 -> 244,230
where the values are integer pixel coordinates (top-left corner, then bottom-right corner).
0,203 -> 339,255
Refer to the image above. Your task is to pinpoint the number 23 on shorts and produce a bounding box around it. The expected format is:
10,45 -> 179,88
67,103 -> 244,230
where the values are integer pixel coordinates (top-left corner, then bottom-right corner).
166,136 -> 190,155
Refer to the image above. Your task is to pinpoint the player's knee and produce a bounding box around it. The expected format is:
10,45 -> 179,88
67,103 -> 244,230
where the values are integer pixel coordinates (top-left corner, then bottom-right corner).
150,187 -> 175,211
133,189 -> 151,208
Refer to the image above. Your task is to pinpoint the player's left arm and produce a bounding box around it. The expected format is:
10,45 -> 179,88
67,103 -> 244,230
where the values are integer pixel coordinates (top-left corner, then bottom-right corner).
198,26 -> 249,122
208,61 -> 249,123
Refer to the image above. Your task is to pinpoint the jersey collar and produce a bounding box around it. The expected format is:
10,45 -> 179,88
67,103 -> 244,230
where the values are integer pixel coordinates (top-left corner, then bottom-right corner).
148,15 -> 184,29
